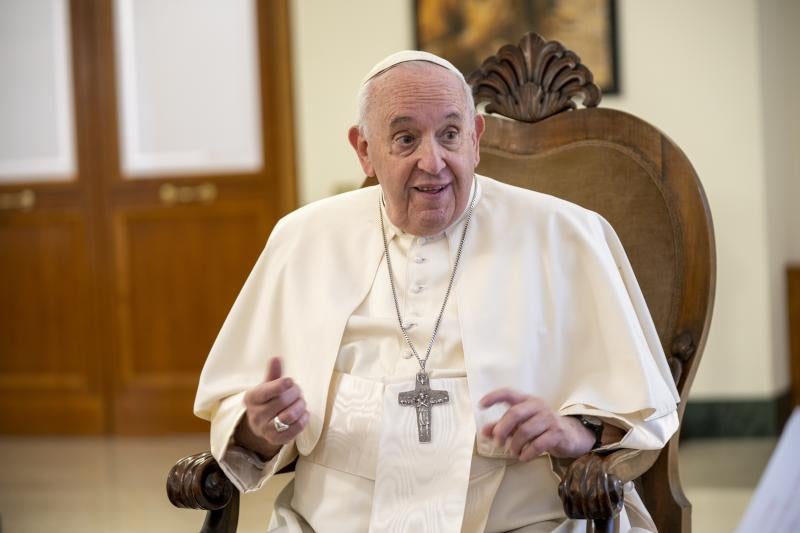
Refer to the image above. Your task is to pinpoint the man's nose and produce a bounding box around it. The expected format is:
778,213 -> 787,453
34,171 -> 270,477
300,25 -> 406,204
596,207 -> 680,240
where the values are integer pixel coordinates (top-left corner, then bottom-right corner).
416,137 -> 446,175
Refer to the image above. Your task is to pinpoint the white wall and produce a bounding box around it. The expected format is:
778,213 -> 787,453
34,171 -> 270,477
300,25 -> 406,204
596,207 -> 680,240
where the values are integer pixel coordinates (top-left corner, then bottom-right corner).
604,0 -> 778,399
758,0 -> 800,394
288,0 -> 798,400
760,0 -> 800,265
289,0 -> 413,203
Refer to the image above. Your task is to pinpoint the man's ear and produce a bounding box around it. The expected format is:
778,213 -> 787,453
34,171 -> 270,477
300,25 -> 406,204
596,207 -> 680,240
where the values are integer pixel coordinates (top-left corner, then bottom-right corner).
348,126 -> 375,177
471,113 -> 486,166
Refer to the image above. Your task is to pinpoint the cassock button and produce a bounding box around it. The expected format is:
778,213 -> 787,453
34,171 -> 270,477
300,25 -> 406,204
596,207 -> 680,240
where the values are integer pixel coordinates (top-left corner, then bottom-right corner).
402,350 -> 413,359
403,321 -> 416,330
411,285 -> 425,294
414,256 -> 426,264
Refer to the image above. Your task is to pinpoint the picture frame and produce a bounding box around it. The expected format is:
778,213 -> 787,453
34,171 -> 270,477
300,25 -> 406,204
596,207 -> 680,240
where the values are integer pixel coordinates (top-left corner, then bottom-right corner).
415,0 -> 619,94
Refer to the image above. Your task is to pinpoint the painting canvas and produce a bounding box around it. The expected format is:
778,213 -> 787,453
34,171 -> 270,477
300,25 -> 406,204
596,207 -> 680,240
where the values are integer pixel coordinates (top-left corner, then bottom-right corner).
416,0 -> 619,93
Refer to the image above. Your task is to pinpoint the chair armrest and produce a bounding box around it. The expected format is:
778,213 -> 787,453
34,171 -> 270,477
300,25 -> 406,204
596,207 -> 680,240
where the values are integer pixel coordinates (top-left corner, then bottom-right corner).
167,451 -> 240,533
557,448 -> 661,521
167,451 -> 236,510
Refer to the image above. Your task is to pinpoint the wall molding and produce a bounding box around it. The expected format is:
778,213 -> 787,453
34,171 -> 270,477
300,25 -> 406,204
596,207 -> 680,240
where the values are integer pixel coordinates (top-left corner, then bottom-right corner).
682,389 -> 792,439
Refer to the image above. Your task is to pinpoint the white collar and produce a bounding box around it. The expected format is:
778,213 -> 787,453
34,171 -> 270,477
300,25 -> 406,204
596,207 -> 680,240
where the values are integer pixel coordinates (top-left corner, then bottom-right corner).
379,177 -> 481,243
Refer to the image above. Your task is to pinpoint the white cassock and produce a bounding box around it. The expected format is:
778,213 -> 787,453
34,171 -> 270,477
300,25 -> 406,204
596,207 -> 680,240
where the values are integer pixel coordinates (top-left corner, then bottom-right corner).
194,176 -> 680,532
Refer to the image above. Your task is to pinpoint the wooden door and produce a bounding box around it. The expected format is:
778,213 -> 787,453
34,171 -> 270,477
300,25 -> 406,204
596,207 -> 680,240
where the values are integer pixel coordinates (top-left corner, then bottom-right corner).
0,0 -> 296,435
0,0 -> 105,433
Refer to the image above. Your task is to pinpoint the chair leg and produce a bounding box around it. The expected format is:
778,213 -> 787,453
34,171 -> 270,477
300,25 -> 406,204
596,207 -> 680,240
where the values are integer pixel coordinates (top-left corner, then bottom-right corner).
200,490 -> 240,533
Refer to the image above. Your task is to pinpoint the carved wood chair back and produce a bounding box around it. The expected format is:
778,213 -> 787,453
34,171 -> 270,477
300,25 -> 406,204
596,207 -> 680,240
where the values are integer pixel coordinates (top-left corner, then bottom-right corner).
468,32 -> 715,532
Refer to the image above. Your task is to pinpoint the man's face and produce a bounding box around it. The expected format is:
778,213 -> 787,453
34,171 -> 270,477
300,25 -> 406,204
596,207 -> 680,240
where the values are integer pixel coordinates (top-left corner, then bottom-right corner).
349,62 -> 485,236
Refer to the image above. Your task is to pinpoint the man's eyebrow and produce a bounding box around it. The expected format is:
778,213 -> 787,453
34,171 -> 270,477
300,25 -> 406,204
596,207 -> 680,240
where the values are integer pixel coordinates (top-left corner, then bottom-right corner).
388,111 -> 464,130
388,116 -> 414,129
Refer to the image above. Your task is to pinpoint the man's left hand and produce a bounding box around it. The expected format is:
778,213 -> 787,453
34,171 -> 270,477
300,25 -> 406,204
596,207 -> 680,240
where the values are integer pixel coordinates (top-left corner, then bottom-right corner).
480,388 -> 596,460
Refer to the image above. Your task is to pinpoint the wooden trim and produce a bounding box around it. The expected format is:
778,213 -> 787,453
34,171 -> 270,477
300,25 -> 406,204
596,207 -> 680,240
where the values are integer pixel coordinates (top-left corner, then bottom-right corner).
83,0 -> 119,434
0,395 -> 105,434
257,0 -> 298,216
0,374 -> 87,390
789,265 -> 800,407
93,0 -> 123,187
73,0 -> 109,415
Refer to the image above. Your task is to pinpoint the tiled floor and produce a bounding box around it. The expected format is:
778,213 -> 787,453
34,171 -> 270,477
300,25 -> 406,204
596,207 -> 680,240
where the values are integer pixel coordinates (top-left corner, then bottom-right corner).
0,435 -> 776,533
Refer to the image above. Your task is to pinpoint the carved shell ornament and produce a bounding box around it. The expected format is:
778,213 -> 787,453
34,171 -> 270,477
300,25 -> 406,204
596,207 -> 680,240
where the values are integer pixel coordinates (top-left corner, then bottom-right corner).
467,32 -> 602,123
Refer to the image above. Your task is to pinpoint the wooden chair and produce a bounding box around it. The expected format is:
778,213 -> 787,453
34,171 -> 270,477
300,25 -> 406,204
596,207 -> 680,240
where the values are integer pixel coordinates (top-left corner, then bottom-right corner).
167,32 -> 715,533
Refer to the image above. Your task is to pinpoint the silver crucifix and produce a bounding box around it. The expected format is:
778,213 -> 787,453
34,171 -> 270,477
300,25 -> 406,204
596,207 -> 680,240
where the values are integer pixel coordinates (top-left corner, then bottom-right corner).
398,371 -> 449,442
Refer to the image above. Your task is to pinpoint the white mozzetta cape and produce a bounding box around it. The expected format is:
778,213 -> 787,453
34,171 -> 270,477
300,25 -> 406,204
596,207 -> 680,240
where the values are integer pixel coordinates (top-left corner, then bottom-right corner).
195,175 -> 679,481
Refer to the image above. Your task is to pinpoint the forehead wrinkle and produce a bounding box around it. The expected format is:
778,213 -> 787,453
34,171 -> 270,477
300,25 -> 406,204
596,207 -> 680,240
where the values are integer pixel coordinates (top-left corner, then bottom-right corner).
378,91 -> 466,132
369,63 -> 468,132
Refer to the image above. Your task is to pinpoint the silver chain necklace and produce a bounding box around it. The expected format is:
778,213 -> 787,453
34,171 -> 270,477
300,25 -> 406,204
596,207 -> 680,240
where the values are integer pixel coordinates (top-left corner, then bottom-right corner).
379,178 -> 477,442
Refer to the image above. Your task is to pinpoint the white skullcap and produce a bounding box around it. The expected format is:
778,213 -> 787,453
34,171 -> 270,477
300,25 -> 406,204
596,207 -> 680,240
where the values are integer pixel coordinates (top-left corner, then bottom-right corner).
361,50 -> 465,86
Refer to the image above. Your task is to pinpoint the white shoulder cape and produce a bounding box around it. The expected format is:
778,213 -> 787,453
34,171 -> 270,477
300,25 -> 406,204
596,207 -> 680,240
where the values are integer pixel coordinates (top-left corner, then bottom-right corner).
194,175 -> 679,459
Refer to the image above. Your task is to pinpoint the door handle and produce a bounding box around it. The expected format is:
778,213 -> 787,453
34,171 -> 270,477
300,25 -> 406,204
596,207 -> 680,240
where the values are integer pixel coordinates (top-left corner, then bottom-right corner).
0,189 -> 36,210
158,183 -> 218,205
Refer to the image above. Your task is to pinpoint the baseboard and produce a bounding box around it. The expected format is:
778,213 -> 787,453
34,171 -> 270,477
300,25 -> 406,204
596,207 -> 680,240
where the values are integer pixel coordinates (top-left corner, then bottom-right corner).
681,389 -> 793,439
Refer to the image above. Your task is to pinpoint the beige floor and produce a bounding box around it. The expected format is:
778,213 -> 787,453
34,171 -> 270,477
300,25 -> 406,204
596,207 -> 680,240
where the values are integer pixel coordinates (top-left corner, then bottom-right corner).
0,435 -> 775,533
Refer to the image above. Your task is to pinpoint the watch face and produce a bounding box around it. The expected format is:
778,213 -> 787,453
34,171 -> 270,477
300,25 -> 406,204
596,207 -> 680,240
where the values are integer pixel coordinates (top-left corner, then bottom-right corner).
578,416 -> 604,449
582,415 -> 603,429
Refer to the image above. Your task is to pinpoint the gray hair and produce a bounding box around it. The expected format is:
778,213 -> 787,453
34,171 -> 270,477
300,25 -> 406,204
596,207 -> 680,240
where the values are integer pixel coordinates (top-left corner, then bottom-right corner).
356,61 -> 476,137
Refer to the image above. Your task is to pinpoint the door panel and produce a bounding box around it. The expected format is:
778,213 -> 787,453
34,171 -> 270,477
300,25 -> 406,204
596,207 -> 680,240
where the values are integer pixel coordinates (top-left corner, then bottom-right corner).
0,211 -> 103,433
111,202 -> 266,433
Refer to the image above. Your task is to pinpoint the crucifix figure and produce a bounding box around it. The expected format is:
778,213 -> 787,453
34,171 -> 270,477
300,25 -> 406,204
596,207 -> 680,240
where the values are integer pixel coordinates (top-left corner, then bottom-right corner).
398,371 -> 449,442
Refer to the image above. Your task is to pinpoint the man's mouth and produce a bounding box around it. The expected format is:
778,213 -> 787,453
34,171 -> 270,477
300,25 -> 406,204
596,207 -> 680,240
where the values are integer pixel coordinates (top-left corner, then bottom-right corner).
413,184 -> 449,194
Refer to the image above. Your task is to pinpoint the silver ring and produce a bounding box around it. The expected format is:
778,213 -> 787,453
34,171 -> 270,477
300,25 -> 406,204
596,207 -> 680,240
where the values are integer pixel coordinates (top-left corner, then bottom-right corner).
273,416 -> 290,433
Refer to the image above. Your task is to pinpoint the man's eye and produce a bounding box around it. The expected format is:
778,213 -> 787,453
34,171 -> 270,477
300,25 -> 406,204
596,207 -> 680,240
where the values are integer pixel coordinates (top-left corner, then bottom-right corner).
395,135 -> 415,146
442,129 -> 460,141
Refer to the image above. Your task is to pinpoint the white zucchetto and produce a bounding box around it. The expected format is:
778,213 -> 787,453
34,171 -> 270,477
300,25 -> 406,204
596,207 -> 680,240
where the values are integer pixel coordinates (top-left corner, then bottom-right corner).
361,50 -> 465,86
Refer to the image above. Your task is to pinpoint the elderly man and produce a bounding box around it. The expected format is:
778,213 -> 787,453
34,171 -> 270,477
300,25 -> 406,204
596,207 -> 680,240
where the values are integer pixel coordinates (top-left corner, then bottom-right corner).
195,51 -> 679,532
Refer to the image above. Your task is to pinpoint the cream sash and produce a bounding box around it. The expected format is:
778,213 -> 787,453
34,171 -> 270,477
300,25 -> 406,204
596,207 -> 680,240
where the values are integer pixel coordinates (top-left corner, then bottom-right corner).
298,372 -> 644,532
370,377 -> 475,532
302,372 -> 477,533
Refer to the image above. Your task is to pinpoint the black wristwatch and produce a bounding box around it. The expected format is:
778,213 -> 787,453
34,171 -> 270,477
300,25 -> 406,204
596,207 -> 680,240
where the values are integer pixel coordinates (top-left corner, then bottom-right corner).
572,415 -> 604,450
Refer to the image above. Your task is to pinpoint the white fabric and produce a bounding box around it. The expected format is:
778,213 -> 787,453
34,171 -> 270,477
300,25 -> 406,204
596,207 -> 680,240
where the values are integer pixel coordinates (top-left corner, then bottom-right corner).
271,191 -> 668,531
194,175 -> 680,531
272,372 -> 660,533
372,377 -> 475,532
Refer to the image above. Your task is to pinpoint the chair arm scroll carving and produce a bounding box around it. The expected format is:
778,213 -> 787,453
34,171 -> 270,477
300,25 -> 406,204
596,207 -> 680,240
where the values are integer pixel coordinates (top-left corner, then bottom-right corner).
167,451 -> 235,511
558,448 -> 661,522
168,451 -> 240,533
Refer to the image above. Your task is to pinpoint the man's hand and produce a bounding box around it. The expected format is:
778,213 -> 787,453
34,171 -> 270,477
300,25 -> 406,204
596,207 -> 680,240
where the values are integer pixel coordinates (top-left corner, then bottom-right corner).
479,388 -> 596,461
234,357 -> 309,460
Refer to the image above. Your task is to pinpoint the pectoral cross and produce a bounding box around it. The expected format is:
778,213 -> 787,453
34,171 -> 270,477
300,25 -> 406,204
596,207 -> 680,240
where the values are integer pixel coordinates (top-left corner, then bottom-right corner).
398,371 -> 449,442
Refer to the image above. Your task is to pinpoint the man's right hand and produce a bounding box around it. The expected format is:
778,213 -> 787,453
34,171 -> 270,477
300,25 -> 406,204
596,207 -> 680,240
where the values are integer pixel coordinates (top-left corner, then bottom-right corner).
234,357 -> 309,460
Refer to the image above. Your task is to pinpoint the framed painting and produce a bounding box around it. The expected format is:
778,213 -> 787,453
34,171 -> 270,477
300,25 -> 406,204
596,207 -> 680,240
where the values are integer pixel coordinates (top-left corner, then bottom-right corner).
415,0 -> 619,94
